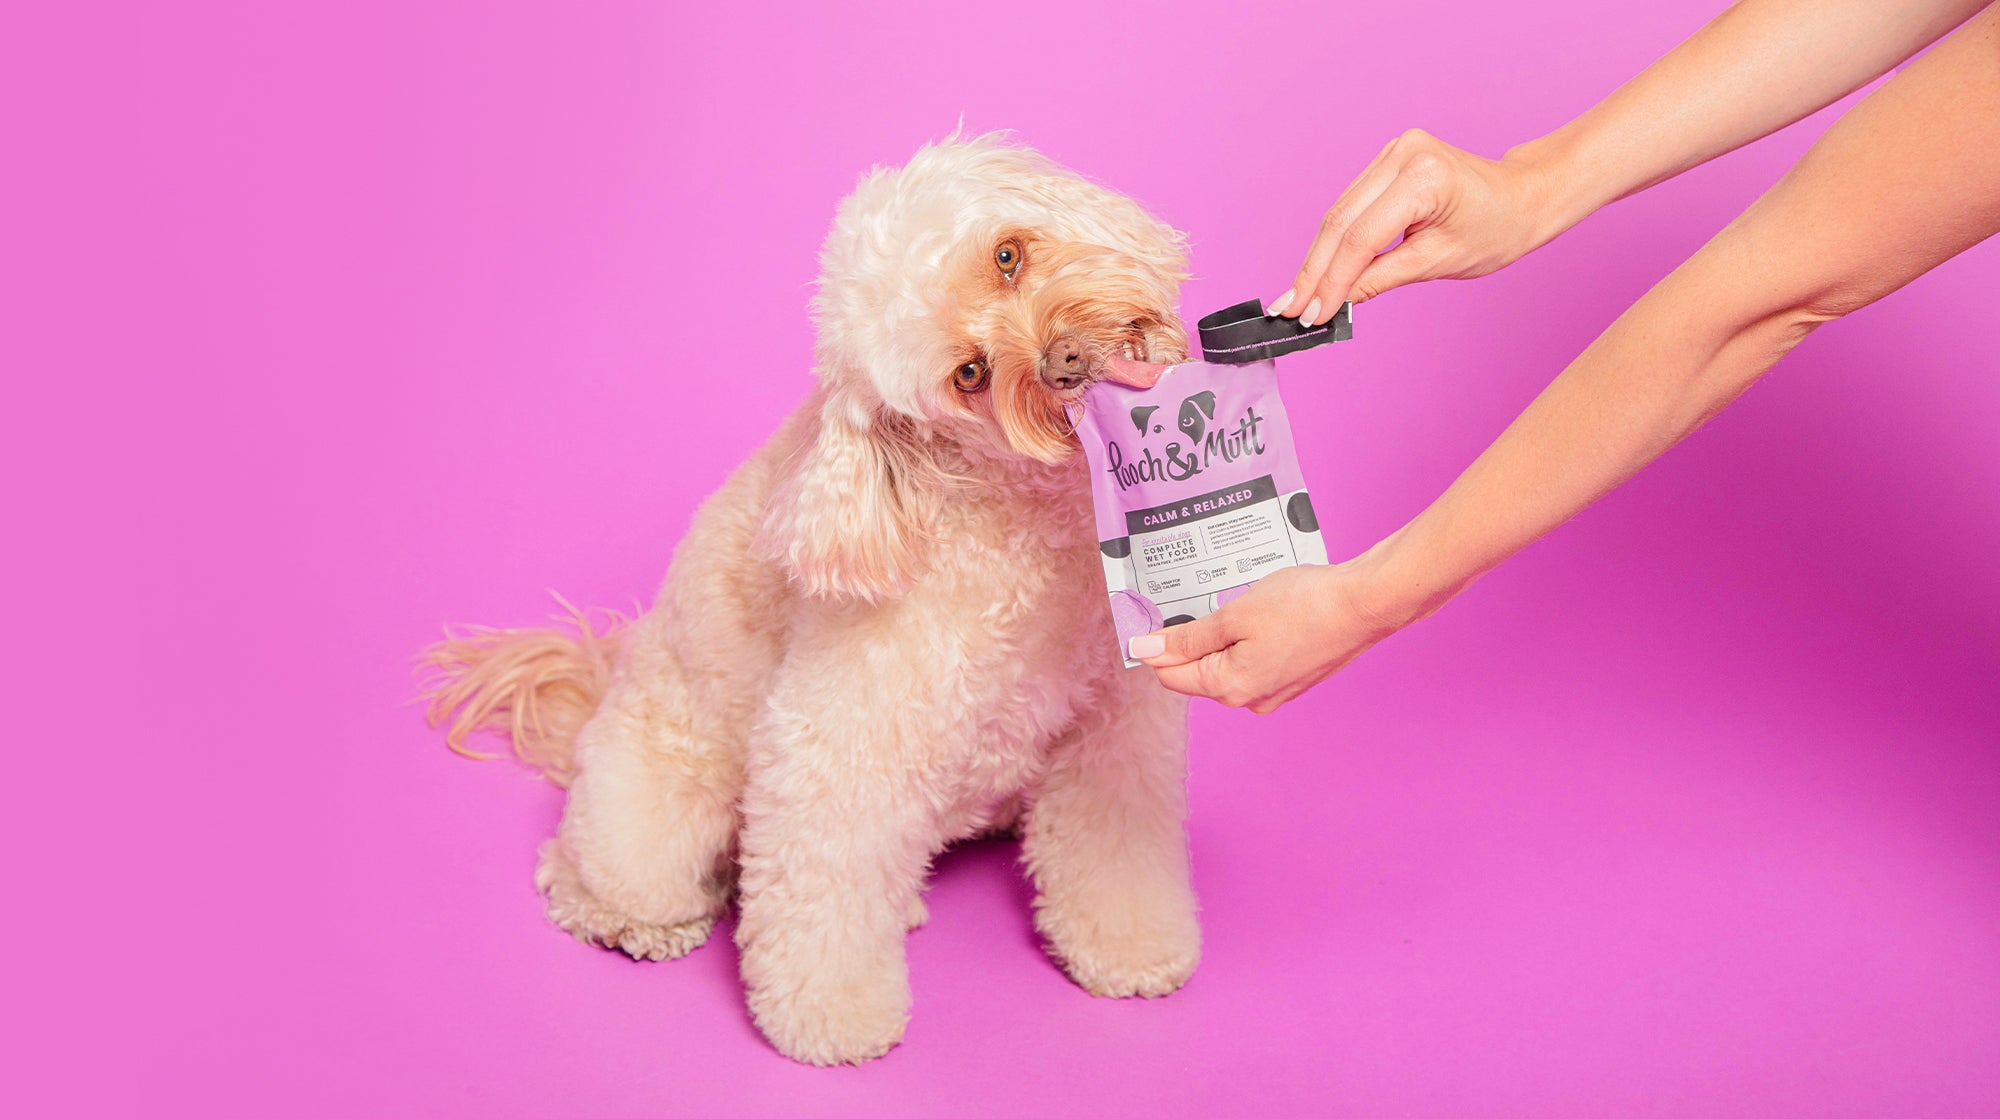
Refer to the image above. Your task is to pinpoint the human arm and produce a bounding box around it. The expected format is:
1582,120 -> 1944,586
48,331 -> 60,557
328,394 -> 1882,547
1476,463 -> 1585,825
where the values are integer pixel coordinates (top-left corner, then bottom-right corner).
1142,4 -> 2000,710
1275,0 -> 1994,327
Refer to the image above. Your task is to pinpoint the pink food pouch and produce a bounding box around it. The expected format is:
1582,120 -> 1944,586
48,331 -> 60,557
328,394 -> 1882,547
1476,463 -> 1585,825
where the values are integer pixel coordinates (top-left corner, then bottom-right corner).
1075,299 -> 1353,668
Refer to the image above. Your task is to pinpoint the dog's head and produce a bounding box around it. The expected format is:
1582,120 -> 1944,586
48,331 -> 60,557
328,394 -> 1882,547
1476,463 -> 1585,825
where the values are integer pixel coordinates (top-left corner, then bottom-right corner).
764,135 -> 1190,601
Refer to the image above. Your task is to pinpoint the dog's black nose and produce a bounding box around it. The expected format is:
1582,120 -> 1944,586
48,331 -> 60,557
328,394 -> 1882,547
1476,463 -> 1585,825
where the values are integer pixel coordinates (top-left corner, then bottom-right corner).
1039,337 -> 1089,391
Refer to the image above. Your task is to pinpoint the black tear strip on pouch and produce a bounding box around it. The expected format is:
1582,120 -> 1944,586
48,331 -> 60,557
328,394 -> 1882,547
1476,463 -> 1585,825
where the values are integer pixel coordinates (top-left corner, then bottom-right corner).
1197,299 -> 1353,364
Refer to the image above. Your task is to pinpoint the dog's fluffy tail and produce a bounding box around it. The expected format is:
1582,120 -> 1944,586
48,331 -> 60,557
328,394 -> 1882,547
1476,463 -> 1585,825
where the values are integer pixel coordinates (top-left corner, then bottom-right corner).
417,594 -> 628,788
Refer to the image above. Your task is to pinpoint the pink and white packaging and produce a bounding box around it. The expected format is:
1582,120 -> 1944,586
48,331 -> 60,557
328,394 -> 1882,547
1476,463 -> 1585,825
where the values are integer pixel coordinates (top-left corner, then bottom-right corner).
1076,358 -> 1326,668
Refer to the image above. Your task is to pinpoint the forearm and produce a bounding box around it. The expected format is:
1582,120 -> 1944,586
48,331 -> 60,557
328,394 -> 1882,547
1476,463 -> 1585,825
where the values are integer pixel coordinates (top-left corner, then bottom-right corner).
1363,4 -> 2000,628
1509,0 -> 1990,240
1358,264 -> 1803,626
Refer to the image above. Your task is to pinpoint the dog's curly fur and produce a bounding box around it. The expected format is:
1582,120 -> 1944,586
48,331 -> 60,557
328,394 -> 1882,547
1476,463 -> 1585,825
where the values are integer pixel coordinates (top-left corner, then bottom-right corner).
421,134 -> 1200,1066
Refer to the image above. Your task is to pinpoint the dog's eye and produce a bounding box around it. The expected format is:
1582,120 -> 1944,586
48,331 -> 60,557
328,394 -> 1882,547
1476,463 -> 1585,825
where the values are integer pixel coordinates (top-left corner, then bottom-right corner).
994,240 -> 1022,277
953,360 -> 990,393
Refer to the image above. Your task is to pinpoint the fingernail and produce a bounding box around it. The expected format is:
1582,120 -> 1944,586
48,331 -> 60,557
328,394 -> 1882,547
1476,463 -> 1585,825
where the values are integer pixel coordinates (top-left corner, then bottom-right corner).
1265,290 -> 1294,317
1299,297 -> 1323,327
1128,634 -> 1166,660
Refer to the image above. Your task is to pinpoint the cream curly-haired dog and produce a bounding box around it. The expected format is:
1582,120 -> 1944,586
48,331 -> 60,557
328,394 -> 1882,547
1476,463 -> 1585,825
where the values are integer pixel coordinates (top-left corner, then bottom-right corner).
423,134 -> 1198,1066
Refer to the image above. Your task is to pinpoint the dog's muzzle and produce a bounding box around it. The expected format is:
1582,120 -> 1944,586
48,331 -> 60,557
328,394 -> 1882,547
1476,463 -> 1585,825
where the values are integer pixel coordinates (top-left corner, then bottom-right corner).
1038,335 -> 1090,391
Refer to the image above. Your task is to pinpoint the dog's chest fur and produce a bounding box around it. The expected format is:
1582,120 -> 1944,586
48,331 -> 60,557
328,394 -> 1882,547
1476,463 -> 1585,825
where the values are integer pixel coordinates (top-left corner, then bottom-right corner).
909,467 -> 1121,831
666,419 -> 1143,847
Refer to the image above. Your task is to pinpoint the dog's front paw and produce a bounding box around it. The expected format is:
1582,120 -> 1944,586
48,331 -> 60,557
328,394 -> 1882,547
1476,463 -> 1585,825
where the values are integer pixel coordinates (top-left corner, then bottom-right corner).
535,840 -> 716,962
744,964 -> 911,1066
1037,892 -> 1201,999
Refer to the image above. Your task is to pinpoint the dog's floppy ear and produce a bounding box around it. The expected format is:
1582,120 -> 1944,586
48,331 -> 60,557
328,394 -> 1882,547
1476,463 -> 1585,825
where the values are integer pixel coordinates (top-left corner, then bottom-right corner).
758,386 -> 941,602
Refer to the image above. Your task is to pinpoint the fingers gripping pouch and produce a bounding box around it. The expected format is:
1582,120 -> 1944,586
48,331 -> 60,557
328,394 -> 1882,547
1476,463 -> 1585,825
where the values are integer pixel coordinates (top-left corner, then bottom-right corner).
1076,299 -> 1352,668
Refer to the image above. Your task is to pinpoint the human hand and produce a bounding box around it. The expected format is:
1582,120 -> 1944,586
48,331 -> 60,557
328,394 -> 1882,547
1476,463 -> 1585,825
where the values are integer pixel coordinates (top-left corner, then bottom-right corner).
1128,559 -> 1407,714
1269,129 -> 1568,326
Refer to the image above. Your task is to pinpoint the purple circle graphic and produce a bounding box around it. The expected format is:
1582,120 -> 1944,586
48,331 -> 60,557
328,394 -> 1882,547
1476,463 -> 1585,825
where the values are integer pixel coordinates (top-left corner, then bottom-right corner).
1109,590 -> 1163,650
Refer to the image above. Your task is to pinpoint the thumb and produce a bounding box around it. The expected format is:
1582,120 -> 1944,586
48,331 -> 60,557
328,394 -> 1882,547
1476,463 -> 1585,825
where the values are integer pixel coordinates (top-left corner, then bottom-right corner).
1131,609 -> 1235,667
1349,238 -> 1436,302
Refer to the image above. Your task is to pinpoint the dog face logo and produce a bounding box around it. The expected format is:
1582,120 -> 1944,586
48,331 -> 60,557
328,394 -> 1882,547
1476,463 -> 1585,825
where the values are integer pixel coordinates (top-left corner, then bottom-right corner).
1177,391 -> 1216,445
1099,387 -> 1267,492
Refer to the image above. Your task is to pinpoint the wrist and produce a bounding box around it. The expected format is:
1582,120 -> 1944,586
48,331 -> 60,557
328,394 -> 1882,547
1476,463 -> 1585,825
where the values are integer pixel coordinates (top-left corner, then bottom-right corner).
1502,131 -> 1608,247
1346,525 -> 1468,634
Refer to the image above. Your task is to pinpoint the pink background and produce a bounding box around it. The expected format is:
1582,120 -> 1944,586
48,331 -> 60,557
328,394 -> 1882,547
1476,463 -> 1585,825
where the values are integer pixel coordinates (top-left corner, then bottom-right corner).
10,1 -> 1998,1116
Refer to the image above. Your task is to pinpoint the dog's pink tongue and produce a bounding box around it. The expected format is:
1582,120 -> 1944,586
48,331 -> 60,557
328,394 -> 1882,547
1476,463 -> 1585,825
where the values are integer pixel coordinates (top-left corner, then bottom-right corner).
1099,356 -> 1170,390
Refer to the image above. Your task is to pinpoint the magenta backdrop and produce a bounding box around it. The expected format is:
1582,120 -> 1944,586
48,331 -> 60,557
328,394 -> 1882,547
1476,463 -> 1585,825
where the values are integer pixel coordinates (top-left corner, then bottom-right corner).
10,1 -> 1998,1116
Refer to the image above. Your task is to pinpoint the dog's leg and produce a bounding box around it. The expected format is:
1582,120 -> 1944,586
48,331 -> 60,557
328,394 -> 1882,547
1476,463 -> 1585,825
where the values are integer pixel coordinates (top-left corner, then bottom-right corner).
732,694 -> 935,1065
535,615 -> 742,962
1022,672 -> 1199,997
